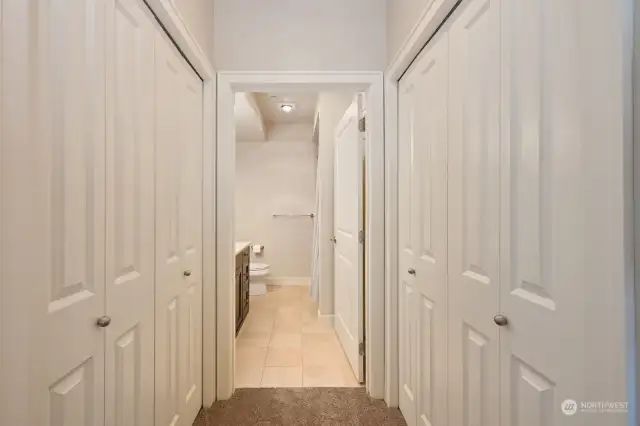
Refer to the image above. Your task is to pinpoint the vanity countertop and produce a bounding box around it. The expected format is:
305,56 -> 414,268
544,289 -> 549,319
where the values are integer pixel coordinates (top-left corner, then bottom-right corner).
235,241 -> 251,255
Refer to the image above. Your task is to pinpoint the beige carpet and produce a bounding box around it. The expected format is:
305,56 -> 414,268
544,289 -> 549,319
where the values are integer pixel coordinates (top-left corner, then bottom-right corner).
193,388 -> 407,425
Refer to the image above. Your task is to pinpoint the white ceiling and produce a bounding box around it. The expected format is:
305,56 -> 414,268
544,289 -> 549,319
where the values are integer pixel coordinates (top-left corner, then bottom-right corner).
253,92 -> 318,125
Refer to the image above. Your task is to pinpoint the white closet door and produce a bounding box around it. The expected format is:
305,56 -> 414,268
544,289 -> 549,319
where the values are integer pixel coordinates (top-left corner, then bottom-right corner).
498,0 -> 617,424
16,0 -> 108,424
178,52 -> 204,424
105,0 -> 155,425
447,0 -> 501,425
155,30 -> 203,426
398,28 -> 449,426
333,97 -> 364,382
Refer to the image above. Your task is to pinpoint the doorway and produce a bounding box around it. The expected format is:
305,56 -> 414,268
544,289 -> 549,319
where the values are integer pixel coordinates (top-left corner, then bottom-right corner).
233,90 -> 360,388
214,73 -> 385,400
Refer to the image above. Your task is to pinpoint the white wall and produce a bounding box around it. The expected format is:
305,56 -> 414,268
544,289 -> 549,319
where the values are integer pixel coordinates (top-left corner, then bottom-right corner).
316,91 -> 355,315
172,0 -> 215,63
235,123 -> 317,281
387,0 -> 432,65
213,0 -> 386,71
235,93 -> 267,141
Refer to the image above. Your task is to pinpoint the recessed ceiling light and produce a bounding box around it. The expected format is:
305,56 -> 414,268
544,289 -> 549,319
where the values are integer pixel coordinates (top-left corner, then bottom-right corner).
280,104 -> 294,113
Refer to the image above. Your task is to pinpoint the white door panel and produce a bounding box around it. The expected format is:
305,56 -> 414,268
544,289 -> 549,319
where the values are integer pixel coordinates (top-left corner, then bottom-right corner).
105,1 -> 156,425
398,26 -> 449,426
499,0 -> 590,424
178,64 -> 203,422
30,0 -> 108,424
447,0 -> 501,425
334,96 -> 364,382
155,30 -> 203,426
398,73 -> 417,426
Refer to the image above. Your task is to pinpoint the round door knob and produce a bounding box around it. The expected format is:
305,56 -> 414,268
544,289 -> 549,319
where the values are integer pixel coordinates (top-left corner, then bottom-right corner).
96,316 -> 111,328
184,270 -> 192,277
493,315 -> 508,326
408,268 -> 416,275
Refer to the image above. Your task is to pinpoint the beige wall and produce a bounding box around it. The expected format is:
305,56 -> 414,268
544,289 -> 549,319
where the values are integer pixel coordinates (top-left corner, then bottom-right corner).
387,0 -> 432,65
213,0 -> 386,71
172,0 -> 215,63
235,123 -> 317,280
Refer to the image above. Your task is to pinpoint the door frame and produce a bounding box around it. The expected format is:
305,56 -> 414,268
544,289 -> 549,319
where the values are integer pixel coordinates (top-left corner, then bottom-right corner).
144,0 -> 218,408
216,71 -> 385,400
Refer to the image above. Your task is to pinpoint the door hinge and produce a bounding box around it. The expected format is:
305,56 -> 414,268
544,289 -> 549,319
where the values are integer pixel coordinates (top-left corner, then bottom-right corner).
358,116 -> 366,132
359,341 -> 365,356
358,230 -> 365,244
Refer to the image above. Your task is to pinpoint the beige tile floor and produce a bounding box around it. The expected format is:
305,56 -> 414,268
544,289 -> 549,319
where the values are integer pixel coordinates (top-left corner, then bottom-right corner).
235,285 -> 361,388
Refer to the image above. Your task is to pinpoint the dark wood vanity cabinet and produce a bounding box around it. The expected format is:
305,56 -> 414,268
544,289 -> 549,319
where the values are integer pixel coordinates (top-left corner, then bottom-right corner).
235,246 -> 250,334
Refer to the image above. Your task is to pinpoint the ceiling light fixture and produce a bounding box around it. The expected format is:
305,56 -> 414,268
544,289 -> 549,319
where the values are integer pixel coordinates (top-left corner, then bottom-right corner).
280,104 -> 294,113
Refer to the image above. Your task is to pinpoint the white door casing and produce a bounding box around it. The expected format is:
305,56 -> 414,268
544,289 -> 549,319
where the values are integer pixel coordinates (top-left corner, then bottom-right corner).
333,96 -> 365,382
397,26 -> 449,426
155,28 -> 204,426
105,0 -> 156,425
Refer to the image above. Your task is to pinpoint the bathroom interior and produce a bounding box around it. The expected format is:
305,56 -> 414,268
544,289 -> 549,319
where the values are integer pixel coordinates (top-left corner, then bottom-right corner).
233,91 -> 360,388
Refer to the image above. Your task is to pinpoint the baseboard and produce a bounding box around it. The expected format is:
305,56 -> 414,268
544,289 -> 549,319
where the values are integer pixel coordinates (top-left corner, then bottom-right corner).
266,277 -> 310,286
317,312 -> 335,327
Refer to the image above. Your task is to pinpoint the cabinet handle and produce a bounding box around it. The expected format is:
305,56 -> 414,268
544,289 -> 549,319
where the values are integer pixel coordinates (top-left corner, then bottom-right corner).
184,270 -> 192,277
408,268 -> 416,275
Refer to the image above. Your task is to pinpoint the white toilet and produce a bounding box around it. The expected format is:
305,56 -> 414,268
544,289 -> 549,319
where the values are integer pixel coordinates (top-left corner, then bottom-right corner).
249,262 -> 270,296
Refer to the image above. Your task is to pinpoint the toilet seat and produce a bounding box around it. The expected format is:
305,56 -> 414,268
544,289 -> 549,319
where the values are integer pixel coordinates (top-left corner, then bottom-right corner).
250,263 -> 270,278
250,262 -> 269,272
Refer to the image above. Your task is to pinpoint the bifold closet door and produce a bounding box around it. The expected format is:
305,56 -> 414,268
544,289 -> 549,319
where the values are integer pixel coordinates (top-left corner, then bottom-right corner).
447,0 -> 501,424
497,0 -> 624,423
0,0 -> 108,424
397,25 -> 449,426
155,28 -> 204,426
104,0 -> 156,425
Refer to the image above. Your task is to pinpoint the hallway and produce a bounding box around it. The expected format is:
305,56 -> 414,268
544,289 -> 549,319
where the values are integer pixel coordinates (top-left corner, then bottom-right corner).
235,286 -> 360,388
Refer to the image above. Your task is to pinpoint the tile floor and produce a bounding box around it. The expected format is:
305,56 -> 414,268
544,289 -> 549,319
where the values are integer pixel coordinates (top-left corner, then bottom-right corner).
235,285 -> 361,388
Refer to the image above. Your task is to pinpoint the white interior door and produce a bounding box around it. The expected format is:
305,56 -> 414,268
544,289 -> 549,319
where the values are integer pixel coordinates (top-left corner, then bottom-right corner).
105,1 -> 156,425
155,28 -> 203,426
333,96 -> 364,382
397,27 -> 449,426
447,0 -> 501,424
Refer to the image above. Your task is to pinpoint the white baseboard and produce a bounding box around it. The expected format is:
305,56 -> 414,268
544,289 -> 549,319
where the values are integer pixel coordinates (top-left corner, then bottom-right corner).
317,312 -> 335,327
266,277 -> 310,286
